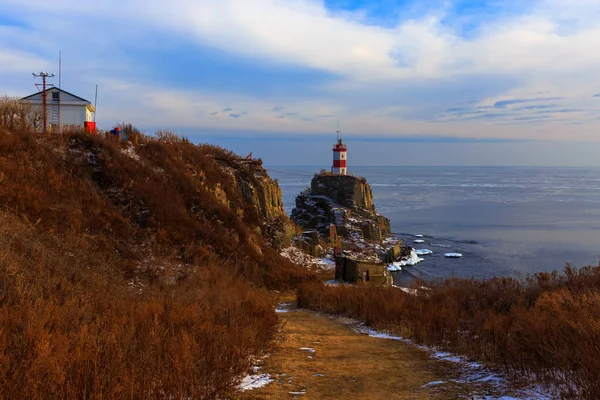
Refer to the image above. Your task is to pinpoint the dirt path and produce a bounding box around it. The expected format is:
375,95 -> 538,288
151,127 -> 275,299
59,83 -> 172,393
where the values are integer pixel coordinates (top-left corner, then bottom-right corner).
239,300 -> 463,400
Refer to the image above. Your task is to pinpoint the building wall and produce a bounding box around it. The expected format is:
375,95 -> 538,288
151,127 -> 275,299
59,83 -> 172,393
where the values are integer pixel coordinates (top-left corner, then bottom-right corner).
53,105 -> 87,126
335,257 -> 391,286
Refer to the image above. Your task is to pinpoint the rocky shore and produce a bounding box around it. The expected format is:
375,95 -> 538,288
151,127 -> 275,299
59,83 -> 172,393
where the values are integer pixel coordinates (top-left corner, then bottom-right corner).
290,172 -> 414,285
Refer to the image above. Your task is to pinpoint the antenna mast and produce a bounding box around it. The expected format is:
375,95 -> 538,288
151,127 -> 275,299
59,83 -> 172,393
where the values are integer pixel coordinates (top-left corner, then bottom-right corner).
33,71 -> 55,135
336,120 -> 342,141
94,84 -> 98,123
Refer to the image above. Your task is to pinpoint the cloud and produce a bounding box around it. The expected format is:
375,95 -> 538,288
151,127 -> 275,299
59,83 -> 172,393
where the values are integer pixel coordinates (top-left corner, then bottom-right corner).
513,115 -> 553,121
3,0 -> 600,148
493,97 -> 562,108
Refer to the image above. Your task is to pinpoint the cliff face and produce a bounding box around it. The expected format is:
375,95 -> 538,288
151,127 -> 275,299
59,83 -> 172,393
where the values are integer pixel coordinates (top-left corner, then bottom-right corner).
238,170 -> 285,221
310,175 -> 374,210
292,174 -> 391,242
208,157 -> 285,223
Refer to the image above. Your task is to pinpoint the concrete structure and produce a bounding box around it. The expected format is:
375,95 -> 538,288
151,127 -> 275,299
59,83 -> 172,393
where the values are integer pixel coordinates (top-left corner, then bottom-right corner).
332,138 -> 347,175
22,88 -> 95,132
335,256 -> 392,286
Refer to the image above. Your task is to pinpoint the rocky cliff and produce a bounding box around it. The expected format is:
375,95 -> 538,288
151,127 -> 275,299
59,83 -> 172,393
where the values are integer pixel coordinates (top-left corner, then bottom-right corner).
292,174 -> 391,241
291,173 -> 408,263
206,154 -> 294,249
310,174 -> 374,210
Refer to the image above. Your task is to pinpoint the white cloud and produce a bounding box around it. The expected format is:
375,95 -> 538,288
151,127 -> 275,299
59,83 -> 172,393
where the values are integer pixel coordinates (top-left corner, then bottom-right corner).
3,0 -> 600,142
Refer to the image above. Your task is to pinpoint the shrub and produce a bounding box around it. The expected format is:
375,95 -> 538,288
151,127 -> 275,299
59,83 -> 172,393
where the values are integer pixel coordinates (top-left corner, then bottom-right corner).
298,266 -> 600,399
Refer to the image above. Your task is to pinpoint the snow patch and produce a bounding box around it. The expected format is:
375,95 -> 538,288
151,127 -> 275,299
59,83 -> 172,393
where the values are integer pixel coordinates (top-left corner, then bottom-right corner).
239,374 -> 274,391
421,380 -> 444,387
280,247 -> 336,272
299,347 -> 315,354
413,239 -> 425,243
289,389 -> 307,395
346,322 -> 551,399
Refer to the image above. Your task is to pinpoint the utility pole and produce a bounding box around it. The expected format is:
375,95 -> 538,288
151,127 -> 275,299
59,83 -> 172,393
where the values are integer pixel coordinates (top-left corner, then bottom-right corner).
58,51 -> 61,133
33,71 -> 55,134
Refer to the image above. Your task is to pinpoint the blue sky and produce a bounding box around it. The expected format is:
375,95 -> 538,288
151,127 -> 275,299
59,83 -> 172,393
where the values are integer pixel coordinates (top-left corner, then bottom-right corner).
2,0 -> 600,166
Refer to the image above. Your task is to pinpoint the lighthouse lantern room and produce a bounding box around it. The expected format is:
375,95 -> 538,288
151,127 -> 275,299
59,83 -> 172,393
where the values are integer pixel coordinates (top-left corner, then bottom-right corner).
332,135 -> 347,175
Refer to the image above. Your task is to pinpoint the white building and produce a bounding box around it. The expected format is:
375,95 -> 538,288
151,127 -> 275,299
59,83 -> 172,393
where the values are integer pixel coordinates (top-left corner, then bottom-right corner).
21,87 -> 95,132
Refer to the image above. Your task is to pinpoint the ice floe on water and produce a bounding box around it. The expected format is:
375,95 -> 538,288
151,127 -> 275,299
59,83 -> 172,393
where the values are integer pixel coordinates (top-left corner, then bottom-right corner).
414,249 -> 433,256
444,252 -> 463,258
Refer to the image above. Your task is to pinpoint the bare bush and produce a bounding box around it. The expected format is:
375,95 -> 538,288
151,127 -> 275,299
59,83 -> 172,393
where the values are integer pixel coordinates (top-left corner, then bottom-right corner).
0,96 -> 43,131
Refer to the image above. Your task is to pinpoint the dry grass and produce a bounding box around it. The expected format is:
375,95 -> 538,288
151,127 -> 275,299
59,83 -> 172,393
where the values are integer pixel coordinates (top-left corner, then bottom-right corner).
239,295 -> 520,400
298,267 -> 600,399
0,126 -> 315,399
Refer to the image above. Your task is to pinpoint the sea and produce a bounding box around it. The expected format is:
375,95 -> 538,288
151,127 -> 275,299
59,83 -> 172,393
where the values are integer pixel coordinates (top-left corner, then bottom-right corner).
267,166 -> 600,282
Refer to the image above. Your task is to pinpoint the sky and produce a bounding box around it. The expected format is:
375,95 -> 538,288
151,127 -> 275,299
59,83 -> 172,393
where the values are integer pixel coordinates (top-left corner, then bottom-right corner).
2,0 -> 600,166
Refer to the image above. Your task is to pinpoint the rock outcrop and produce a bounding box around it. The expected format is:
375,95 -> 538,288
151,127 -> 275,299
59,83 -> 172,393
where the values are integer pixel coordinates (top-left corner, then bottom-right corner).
292,174 -> 391,242
310,174 -> 374,210
213,156 -> 293,249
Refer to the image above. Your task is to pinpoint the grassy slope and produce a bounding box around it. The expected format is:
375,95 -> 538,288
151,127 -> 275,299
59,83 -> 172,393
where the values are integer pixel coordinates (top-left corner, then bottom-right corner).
0,128 -> 314,399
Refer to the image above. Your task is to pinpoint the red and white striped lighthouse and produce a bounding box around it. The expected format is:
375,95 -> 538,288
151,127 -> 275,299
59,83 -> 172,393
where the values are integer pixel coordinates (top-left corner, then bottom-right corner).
332,135 -> 347,175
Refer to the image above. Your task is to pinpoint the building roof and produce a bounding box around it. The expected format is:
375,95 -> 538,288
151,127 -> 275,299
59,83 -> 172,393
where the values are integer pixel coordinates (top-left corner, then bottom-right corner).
21,87 -> 95,112
22,87 -> 92,104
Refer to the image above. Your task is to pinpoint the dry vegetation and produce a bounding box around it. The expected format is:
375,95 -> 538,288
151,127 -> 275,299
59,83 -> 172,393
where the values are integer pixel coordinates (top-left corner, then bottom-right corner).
0,96 -> 43,131
0,126 -> 314,399
298,267 -> 600,399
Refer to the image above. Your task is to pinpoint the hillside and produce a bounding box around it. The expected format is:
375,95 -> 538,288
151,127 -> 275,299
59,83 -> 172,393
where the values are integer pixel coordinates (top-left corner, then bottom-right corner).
0,127 -> 314,399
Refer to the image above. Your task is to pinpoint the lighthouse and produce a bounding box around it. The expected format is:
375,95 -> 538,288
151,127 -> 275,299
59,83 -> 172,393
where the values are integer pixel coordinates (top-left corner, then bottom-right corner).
332,133 -> 347,175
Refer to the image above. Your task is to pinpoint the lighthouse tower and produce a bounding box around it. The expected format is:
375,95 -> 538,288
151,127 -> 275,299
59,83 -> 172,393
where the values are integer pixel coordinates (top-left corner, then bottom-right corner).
332,132 -> 347,175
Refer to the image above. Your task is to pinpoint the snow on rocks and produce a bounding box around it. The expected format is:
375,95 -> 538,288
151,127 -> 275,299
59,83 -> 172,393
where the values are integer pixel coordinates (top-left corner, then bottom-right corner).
387,250 -> 424,271
280,247 -> 336,272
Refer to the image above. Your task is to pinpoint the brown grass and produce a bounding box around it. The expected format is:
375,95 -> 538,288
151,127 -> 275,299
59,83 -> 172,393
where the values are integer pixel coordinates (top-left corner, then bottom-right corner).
0,126 -> 315,399
239,295 -> 523,400
297,267 -> 600,399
